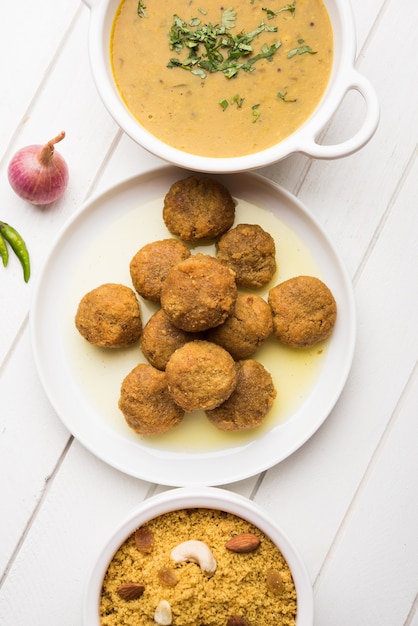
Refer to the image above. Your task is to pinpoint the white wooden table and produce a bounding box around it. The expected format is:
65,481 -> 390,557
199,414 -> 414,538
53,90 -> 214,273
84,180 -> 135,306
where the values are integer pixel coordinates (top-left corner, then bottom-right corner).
1,1 -> 417,625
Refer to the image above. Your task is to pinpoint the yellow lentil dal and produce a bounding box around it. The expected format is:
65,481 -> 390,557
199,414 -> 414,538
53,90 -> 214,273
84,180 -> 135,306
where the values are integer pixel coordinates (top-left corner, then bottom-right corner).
110,0 -> 333,157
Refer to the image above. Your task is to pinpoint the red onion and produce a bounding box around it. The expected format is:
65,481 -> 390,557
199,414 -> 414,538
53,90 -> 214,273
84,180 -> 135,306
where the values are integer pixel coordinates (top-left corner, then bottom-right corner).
8,131 -> 69,205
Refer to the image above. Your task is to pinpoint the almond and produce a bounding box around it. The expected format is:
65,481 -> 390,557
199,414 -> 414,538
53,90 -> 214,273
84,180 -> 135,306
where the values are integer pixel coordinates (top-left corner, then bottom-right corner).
225,532 -> 260,553
116,583 -> 145,600
135,526 -> 154,553
227,616 -> 250,626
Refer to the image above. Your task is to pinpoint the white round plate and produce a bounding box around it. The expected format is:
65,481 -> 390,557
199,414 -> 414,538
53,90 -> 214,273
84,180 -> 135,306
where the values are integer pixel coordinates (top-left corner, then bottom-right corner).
30,166 -> 355,486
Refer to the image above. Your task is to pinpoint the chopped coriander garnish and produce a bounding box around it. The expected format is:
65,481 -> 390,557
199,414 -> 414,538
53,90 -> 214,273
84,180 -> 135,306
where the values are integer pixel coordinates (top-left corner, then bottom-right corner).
222,7 -> 237,29
263,3 -> 295,19
242,41 -> 282,71
278,3 -> 296,17
137,0 -> 147,17
277,91 -> 297,102
168,11 -> 281,79
231,93 -> 245,107
287,40 -> 317,58
252,104 -> 261,122
262,8 -> 279,20
220,93 -> 245,110
191,66 -> 207,79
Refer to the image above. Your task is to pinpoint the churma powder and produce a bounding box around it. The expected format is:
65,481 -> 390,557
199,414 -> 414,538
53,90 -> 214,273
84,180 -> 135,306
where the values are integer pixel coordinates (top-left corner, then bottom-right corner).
100,508 -> 297,626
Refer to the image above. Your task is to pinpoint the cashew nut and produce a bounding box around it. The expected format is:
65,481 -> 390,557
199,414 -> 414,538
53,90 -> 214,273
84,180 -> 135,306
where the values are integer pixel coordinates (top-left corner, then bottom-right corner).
170,539 -> 217,575
154,600 -> 172,625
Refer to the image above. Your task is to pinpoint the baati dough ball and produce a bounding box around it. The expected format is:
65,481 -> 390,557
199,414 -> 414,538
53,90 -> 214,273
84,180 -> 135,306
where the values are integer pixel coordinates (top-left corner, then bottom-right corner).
166,340 -> 237,412
268,275 -> 337,348
217,223 -> 277,288
206,293 -> 273,360
129,238 -> 190,302
140,308 -> 202,371
205,359 -> 277,431
160,253 -> 237,332
119,363 -> 184,435
75,283 -> 142,348
163,175 -> 236,242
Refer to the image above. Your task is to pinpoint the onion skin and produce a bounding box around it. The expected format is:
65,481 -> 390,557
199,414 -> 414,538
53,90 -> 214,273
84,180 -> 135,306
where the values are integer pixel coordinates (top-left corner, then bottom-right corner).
8,131 -> 69,206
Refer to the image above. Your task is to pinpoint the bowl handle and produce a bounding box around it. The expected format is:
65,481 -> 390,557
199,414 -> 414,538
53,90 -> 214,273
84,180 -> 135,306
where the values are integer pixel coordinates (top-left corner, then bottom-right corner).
300,71 -> 380,159
81,0 -> 100,8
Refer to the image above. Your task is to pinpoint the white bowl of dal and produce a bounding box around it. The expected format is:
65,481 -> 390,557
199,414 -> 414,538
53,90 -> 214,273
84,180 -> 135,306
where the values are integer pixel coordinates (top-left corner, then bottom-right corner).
82,0 -> 379,173
83,486 -> 313,625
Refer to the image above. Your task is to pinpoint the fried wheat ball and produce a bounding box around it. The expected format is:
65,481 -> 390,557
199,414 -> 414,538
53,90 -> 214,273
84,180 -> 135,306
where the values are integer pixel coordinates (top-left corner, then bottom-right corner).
160,253 -> 237,332
118,363 -> 184,435
268,275 -> 337,348
205,359 -> 277,431
217,223 -> 277,288
75,283 -> 142,348
165,340 -> 237,412
163,175 -> 236,242
129,238 -> 190,302
206,293 -> 273,359
141,308 -> 202,370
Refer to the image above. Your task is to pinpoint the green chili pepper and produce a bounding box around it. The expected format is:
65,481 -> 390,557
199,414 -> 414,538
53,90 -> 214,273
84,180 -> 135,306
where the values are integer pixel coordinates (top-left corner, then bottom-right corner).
0,221 -> 30,282
0,232 -> 9,267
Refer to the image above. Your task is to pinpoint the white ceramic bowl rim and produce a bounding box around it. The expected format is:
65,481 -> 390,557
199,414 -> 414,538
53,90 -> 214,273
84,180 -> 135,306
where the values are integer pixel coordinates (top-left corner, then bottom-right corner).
83,487 -> 314,625
81,0 -> 379,173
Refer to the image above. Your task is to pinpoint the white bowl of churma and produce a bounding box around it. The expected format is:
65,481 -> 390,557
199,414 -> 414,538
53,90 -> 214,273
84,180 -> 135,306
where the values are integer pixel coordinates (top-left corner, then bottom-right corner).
81,0 -> 379,173
83,487 -> 313,626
